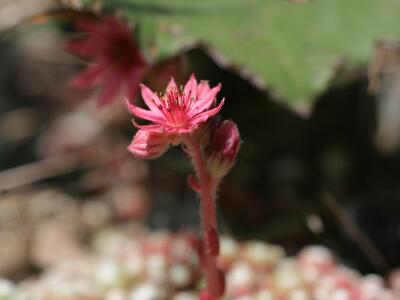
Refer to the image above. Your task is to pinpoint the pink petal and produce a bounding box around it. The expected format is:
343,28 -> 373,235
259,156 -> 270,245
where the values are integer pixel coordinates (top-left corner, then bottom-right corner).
197,80 -> 211,99
98,73 -> 122,106
126,100 -> 166,123
184,74 -> 197,101
188,84 -> 221,117
128,146 -> 162,158
166,77 -> 178,92
71,64 -> 104,88
189,98 -> 225,125
139,83 -> 162,112
131,120 -> 163,133
198,83 -> 221,102
65,39 -> 95,57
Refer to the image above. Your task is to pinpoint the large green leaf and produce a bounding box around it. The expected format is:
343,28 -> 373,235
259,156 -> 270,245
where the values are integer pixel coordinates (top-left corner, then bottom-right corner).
105,0 -> 400,105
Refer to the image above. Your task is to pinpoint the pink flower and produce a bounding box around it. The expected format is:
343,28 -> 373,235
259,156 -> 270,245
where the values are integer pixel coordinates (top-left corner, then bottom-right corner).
127,129 -> 170,159
66,16 -> 147,106
125,75 -> 225,135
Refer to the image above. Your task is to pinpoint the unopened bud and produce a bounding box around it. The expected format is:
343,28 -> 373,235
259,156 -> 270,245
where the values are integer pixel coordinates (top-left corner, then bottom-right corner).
206,120 -> 240,178
127,129 -> 169,159
196,116 -> 222,147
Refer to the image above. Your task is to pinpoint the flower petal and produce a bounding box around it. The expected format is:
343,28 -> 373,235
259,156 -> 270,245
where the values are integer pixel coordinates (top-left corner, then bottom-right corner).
184,74 -> 197,102
132,120 -> 163,133
98,73 -> 122,106
188,84 -> 222,117
139,83 -> 162,112
198,83 -> 221,103
71,64 -> 105,88
189,98 -> 225,125
65,39 -> 95,57
126,99 -> 166,123
197,80 -> 211,99
166,77 -> 178,92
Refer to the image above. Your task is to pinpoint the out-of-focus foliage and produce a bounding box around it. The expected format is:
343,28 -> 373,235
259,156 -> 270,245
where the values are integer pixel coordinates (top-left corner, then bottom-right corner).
101,0 -> 400,106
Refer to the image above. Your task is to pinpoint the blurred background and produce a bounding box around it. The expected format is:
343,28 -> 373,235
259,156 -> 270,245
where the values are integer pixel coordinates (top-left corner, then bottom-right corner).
0,0 -> 400,282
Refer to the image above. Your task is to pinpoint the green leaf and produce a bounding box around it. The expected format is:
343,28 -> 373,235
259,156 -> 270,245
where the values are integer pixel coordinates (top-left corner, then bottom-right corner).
105,0 -> 400,106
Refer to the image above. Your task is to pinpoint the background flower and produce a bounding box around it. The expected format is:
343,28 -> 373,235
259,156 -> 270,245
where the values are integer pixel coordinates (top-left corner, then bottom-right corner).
66,16 -> 147,106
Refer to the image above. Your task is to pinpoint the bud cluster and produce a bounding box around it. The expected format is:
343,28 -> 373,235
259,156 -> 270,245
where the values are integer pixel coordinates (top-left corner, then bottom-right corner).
127,114 -> 241,179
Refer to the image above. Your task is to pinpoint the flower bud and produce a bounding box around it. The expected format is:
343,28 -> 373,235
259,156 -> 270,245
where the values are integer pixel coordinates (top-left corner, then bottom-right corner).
196,116 -> 222,148
206,120 -> 240,178
127,129 -> 169,159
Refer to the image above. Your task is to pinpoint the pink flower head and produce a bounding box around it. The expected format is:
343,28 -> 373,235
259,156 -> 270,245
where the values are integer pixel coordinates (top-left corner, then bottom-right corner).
66,16 -> 147,106
125,75 -> 225,135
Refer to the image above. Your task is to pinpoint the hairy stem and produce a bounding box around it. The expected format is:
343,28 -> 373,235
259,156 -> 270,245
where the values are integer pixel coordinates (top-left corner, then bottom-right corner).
183,134 -> 223,298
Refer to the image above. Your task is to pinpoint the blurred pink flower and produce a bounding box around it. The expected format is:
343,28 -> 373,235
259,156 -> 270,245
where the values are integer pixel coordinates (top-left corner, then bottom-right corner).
126,75 -> 224,135
66,16 -> 147,106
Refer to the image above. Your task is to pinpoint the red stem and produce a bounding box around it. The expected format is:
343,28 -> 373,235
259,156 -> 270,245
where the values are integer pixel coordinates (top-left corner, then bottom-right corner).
183,135 -> 223,298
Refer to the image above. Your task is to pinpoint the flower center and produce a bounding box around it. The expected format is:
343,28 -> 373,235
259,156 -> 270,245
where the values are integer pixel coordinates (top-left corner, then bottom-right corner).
157,88 -> 195,128
105,34 -> 144,71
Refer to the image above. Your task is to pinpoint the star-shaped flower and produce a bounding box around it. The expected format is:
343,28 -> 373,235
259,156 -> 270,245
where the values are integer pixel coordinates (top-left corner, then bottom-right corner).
66,16 -> 147,106
126,75 -> 224,135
